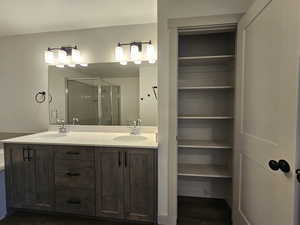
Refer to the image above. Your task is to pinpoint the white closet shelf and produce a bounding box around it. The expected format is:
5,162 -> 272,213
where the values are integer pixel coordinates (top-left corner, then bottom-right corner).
178,55 -> 235,65
178,164 -> 232,178
178,86 -> 233,90
178,115 -> 233,120
178,140 -> 232,149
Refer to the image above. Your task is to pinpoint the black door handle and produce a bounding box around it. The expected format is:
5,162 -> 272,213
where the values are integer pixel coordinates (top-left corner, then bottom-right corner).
269,160 -> 280,171
269,160 -> 290,173
296,169 -> 300,183
278,160 -> 290,173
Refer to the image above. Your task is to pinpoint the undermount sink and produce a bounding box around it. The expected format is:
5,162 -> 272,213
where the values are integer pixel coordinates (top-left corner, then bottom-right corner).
34,133 -> 68,139
113,135 -> 147,142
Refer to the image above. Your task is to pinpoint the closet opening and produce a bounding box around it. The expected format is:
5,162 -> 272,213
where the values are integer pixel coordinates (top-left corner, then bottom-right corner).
176,27 -> 236,225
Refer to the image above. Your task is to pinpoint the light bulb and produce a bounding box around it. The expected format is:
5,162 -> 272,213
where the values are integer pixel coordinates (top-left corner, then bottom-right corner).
58,50 -> 67,64
56,64 -> 64,68
120,61 -> 128,65
134,60 -> 142,65
80,63 -> 88,67
45,50 -> 54,64
131,45 -> 141,62
146,44 -> 156,63
68,64 -> 76,68
71,48 -> 81,64
115,46 -> 125,61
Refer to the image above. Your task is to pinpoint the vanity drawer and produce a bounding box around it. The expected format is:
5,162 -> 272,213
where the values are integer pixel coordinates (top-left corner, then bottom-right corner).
54,146 -> 94,161
55,188 -> 95,216
55,160 -> 95,189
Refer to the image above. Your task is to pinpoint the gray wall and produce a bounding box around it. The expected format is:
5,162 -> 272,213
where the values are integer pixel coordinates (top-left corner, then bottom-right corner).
0,23 -> 157,133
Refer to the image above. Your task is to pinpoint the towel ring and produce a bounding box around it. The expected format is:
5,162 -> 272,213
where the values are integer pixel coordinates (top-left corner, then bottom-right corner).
48,93 -> 53,104
35,91 -> 46,103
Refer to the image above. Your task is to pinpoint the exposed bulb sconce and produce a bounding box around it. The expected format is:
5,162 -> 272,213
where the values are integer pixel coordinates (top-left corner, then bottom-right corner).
44,45 -> 88,68
115,41 -> 156,65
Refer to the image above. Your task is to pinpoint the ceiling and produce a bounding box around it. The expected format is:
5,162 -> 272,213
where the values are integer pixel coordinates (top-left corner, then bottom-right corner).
0,0 -> 157,37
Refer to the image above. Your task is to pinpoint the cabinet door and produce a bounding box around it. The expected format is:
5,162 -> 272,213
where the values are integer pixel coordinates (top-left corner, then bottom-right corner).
5,144 -> 36,208
95,148 -> 124,219
124,149 -> 156,222
5,144 -> 54,210
33,145 -> 54,210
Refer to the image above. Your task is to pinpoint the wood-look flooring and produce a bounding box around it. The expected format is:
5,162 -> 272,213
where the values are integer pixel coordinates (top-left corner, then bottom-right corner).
1,213 -> 133,225
1,197 -> 231,225
177,197 -> 232,225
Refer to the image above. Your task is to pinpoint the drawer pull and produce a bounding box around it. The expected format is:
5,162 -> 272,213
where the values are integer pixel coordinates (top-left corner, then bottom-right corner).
66,151 -> 80,155
67,200 -> 81,205
66,172 -> 80,177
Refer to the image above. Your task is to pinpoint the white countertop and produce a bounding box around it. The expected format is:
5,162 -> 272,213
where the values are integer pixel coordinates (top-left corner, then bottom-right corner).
1,131 -> 158,149
0,149 -> 3,171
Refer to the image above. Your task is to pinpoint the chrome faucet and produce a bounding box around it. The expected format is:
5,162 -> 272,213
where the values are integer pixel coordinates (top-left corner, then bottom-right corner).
129,119 -> 142,135
72,117 -> 79,125
57,119 -> 67,134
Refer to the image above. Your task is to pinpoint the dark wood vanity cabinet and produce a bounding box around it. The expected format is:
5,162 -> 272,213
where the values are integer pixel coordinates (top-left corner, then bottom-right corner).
4,144 -> 157,223
4,144 -> 54,211
95,148 -> 157,223
124,149 -> 156,222
95,149 -> 124,219
54,146 -> 95,216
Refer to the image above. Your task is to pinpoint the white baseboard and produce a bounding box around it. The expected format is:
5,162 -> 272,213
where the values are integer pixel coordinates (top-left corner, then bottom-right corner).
158,215 -> 177,225
0,210 -> 7,220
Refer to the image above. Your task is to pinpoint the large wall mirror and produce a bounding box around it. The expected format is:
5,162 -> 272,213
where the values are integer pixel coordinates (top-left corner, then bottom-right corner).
49,62 -> 158,126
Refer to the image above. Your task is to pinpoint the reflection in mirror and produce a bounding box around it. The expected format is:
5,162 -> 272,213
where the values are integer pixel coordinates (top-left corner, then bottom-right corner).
49,62 -> 157,126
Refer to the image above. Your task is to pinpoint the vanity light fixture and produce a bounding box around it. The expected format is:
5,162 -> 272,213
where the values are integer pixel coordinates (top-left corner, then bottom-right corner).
44,51 -> 54,64
146,43 -> 156,64
115,40 -> 156,65
115,44 -> 127,65
44,45 -> 88,68
130,44 -> 142,64
58,49 -> 67,64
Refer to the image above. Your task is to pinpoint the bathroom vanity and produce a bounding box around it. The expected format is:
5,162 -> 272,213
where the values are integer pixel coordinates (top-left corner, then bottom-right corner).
2,131 -> 158,223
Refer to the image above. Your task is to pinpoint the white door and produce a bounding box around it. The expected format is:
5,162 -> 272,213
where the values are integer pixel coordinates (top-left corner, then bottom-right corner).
233,0 -> 300,225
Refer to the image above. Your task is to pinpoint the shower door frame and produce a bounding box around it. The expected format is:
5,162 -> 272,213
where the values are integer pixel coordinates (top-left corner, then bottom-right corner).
65,77 -> 101,125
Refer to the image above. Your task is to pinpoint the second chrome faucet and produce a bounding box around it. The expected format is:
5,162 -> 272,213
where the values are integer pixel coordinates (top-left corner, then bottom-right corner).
129,119 -> 142,135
